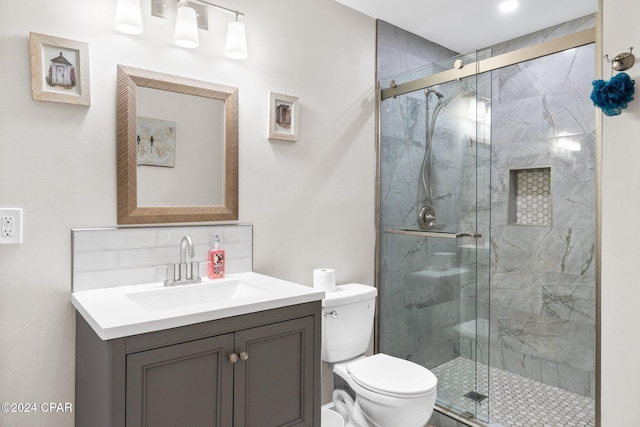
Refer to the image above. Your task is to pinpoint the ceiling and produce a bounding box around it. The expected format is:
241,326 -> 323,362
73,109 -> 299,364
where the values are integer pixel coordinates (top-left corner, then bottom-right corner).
335,0 -> 598,53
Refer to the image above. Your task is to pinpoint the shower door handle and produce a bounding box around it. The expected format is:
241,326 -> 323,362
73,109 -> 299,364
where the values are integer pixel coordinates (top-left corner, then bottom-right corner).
384,229 -> 481,239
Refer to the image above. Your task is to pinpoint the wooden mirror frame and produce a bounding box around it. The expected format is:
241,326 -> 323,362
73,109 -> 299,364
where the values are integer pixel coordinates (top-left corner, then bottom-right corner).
116,65 -> 238,224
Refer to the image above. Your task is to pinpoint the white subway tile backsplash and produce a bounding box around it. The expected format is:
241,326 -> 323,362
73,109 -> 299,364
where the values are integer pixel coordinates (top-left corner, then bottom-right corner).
224,241 -> 253,259
225,225 -> 252,242
156,226 -> 226,247
74,229 -> 157,251
74,250 -> 119,272
117,246 -> 176,269
72,225 -> 253,292
227,257 -> 253,275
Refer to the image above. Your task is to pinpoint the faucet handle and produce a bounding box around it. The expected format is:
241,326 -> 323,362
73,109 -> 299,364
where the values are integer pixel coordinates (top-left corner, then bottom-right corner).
164,263 -> 177,286
179,263 -> 188,281
190,261 -> 201,280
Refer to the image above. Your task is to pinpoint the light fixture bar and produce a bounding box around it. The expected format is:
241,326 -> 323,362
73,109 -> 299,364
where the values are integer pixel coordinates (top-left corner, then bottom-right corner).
185,0 -> 244,18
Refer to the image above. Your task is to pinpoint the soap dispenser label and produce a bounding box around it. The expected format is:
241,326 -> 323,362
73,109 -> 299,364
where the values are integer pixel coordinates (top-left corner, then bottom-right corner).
208,251 -> 225,279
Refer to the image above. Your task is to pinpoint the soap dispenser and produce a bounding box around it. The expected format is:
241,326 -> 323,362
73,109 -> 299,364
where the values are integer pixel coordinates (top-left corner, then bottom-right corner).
208,234 -> 225,279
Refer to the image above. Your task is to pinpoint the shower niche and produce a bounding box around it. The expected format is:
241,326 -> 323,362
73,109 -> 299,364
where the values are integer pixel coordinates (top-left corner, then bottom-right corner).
508,167 -> 552,226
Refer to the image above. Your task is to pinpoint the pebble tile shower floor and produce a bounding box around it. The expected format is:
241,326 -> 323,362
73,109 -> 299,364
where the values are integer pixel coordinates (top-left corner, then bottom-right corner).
431,357 -> 595,427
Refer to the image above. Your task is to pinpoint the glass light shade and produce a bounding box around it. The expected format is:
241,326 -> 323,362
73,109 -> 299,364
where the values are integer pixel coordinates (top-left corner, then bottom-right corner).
174,6 -> 199,48
225,21 -> 248,59
114,0 -> 143,35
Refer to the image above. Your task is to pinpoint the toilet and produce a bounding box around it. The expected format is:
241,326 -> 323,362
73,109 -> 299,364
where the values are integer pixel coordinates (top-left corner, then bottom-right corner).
322,284 -> 437,427
322,407 -> 345,427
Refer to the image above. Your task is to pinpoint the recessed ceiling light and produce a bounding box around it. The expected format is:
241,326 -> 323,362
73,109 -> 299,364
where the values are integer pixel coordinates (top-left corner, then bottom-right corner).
499,0 -> 519,13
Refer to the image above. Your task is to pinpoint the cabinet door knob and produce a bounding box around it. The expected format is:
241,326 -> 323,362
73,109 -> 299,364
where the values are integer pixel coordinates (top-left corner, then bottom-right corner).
228,352 -> 249,363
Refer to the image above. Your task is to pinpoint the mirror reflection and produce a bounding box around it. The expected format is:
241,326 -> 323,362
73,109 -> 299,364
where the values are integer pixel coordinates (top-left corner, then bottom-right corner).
136,87 -> 225,207
117,65 -> 238,224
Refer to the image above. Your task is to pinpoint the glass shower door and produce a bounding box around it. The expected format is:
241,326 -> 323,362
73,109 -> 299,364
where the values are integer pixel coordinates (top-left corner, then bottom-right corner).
378,51 -> 492,423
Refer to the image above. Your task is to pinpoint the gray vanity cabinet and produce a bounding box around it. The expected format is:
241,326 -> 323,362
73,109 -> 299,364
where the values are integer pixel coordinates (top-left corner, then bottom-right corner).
76,301 -> 321,427
126,333 -> 235,426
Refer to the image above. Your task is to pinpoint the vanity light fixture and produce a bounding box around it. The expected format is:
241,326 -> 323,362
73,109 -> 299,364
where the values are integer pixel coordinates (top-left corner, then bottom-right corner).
174,1 -> 200,48
115,0 -> 248,59
225,13 -> 247,59
114,0 -> 144,35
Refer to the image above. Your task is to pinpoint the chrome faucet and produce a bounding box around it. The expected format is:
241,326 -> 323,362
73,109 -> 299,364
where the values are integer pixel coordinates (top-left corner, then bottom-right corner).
180,235 -> 194,264
164,235 -> 202,286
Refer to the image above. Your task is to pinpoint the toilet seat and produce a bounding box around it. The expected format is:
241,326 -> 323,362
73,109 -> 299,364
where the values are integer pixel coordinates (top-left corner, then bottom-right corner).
347,354 -> 437,399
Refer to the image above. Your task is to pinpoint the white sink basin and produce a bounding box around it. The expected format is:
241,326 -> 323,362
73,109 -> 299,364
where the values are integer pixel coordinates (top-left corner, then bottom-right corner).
126,280 -> 270,311
71,272 -> 325,340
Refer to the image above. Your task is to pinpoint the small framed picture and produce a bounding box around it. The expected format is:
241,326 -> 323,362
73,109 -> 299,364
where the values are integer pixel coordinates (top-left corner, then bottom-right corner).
29,32 -> 91,106
268,91 -> 299,142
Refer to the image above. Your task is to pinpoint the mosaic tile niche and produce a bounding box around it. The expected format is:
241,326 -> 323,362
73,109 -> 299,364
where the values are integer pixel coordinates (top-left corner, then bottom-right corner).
509,167 -> 552,226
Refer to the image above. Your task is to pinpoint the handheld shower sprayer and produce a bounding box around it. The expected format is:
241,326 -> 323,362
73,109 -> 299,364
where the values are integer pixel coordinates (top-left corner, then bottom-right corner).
418,82 -> 477,230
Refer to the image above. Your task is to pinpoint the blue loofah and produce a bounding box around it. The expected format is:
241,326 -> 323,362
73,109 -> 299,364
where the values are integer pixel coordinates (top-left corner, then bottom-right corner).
591,72 -> 635,116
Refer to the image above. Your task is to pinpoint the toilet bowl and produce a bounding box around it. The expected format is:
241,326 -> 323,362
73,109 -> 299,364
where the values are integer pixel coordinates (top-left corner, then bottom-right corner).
322,407 -> 345,427
331,354 -> 437,427
322,284 -> 438,427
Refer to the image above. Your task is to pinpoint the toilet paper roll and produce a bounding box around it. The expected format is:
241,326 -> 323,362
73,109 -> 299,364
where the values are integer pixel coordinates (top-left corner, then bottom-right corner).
313,268 -> 336,292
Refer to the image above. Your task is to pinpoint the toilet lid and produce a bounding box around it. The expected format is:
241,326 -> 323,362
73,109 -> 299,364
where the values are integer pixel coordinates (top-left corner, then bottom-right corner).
347,354 -> 437,397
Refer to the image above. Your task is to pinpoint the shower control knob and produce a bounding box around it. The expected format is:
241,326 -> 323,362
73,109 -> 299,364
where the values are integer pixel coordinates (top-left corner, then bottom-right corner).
419,205 -> 437,230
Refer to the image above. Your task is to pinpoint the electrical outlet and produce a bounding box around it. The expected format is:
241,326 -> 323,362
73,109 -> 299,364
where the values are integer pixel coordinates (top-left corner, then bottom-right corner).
0,208 -> 22,244
2,216 -> 15,236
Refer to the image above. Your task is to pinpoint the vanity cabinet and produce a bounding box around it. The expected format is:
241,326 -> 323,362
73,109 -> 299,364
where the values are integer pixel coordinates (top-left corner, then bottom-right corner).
76,302 -> 321,427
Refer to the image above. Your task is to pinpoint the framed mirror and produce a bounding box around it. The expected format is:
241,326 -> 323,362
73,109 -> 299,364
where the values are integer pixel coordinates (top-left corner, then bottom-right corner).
116,65 -> 238,224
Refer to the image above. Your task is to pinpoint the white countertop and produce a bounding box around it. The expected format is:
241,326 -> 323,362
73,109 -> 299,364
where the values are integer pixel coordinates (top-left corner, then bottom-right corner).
71,272 -> 325,340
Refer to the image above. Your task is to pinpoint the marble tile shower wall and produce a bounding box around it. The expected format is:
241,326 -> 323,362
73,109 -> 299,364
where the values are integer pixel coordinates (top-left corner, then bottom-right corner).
377,20 -> 456,91
466,41 -> 597,398
72,225 -> 252,292
377,20 -> 482,369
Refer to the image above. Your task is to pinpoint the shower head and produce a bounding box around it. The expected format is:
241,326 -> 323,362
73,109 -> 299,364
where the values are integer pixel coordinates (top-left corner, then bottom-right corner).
461,83 -> 477,98
425,83 -> 476,104
424,83 -> 477,112
425,88 -> 445,101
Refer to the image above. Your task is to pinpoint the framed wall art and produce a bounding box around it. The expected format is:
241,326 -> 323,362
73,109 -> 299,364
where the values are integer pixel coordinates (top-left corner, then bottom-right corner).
268,91 -> 298,141
29,32 -> 91,106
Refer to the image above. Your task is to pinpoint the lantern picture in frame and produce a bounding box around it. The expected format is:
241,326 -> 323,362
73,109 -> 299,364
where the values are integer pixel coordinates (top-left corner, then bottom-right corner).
29,32 -> 91,106
268,91 -> 299,141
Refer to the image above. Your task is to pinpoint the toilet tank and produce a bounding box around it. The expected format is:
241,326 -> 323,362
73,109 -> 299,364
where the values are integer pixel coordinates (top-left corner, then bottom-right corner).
322,284 -> 377,363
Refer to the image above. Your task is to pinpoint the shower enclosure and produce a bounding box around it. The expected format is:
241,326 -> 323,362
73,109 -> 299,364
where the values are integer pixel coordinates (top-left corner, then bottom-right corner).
377,22 -> 596,427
